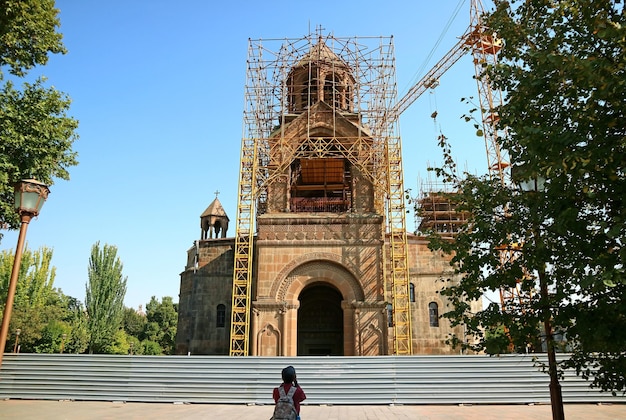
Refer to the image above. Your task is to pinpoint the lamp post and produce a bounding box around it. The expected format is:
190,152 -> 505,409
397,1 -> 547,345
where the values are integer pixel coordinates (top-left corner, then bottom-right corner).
514,166 -> 564,420
13,329 -> 21,353
537,255 -> 565,420
0,179 -> 50,369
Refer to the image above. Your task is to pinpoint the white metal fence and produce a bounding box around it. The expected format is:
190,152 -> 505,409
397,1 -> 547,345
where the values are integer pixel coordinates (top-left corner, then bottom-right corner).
0,354 -> 624,405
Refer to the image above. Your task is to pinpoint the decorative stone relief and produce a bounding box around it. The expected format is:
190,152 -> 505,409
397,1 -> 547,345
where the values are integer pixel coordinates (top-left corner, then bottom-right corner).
257,323 -> 281,356
271,253 -> 365,302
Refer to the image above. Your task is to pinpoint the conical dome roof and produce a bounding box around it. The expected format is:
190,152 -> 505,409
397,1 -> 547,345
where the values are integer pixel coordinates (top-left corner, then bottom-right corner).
294,38 -> 349,69
201,197 -> 229,220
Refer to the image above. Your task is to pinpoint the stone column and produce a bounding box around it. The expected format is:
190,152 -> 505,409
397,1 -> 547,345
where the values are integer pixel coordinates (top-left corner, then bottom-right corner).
279,302 -> 287,356
283,301 -> 299,356
250,308 -> 259,356
353,309 -> 363,356
344,301 -> 357,356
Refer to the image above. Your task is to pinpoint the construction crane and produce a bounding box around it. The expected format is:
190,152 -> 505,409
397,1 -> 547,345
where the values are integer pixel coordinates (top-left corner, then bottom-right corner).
391,0 -> 520,313
392,0 -> 508,184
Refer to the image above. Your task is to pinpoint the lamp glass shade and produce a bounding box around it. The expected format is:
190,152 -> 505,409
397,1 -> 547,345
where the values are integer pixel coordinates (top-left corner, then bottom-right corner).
518,179 -> 536,192
535,176 -> 546,192
13,179 -> 50,216
519,177 -> 546,193
513,165 -> 546,193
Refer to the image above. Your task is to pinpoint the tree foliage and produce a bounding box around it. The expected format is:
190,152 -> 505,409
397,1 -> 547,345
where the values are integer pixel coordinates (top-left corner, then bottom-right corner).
0,246 -> 56,307
85,242 -> 127,354
123,306 -> 147,338
61,296 -> 89,354
0,0 -> 78,236
0,0 -> 66,76
1,245 -> 176,355
427,0 -> 625,394
120,300 -> 178,356
0,246 -> 87,353
144,296 -> 178,355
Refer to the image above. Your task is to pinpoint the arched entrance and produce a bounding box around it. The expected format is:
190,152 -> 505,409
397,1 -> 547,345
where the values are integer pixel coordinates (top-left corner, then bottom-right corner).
297,283 -> 344,355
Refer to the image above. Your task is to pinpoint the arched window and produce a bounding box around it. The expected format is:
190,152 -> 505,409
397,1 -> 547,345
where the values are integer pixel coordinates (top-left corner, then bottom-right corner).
324,75 -> 334,105
409,283 -> 415,302
324,74 -> 344,110
386,303 -> 393,327
428,302 -> 439,327
216,304 -> 226,328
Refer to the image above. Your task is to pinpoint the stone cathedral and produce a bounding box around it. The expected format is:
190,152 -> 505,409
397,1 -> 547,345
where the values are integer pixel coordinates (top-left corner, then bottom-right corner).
175,36 -> 478,356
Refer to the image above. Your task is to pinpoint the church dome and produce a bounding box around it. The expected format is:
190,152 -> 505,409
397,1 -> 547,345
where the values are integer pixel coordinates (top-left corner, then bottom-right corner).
287,38 -> 356,113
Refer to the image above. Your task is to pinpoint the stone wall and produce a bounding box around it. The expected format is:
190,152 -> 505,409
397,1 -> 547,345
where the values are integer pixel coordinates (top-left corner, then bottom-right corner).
252,213 -> 385,356
175,232 -> 480,356
175,239 -> 234,355
406,234 -> 474,355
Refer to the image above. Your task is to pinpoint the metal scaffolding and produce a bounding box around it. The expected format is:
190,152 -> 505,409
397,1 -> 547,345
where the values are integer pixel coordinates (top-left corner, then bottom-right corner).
469,0 -> 510,186
229,33 -> 412,355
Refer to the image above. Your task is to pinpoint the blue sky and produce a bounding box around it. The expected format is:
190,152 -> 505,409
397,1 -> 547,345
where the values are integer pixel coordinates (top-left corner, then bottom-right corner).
1,0 -> 493,310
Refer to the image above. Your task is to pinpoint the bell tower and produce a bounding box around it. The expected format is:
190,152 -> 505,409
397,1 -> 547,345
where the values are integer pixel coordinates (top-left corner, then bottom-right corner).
200,193 -> 229,239
264,40 -> 374,216
231,34 -> 410,356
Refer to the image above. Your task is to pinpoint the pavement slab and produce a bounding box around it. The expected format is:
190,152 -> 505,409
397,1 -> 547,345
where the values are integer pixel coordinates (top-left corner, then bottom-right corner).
1,400 -> 625,420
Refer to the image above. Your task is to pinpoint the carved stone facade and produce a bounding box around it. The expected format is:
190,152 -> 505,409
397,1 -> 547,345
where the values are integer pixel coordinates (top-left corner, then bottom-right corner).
252,213 -> 385,356
176,231 -> 475,355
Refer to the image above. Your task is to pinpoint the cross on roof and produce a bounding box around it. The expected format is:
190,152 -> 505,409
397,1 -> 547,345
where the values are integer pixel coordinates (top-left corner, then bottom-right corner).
316,24 -> 326,38
214,190 -> 220,199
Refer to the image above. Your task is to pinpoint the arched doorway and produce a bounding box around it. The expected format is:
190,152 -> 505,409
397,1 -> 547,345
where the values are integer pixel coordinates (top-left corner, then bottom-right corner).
297,283 -> 344,355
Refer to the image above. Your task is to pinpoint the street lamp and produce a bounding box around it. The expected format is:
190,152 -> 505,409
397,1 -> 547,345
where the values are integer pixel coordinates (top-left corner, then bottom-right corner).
513,165 -> 564,420
0,179 -> 50,369
13,329 -> 21,353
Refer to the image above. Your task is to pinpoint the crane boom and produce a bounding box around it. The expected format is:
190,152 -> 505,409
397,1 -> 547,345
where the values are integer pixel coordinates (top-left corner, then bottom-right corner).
469,0 -> 509,185
395,0 -> 520,318
392,2 -> 509,187
391,32 -> 471,118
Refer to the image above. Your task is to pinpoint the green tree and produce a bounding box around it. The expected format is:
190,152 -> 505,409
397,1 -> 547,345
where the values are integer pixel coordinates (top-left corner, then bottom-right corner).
1,245 -> 61,352
122,306 -> 147,340
0,246 -> 56,307
140,340 -> 162,356
428,0 -> 625,394
105,329 -> 132,355
6,286 -> 85,354
63,296 -> 89,354
127,335 -> 142,355
0,0 -> 78,237
85,242 -> 127,354
1,246 -> 88,353
33,318 -> 69,353
144,296 -> 178,355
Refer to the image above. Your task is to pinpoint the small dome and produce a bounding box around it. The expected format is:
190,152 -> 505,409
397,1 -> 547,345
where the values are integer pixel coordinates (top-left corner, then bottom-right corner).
293,39 -> 350,70
287,38 -> 356,113
200,197 -> 229,239
201,197 -> 229,219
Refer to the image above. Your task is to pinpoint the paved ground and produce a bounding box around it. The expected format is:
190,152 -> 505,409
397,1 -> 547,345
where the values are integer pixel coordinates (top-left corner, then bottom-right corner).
0,400 -> 625,420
